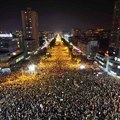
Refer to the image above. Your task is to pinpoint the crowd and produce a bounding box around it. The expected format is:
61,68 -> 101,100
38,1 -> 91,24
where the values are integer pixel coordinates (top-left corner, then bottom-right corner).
0,73 -> 10,82
0,42 -> 120,120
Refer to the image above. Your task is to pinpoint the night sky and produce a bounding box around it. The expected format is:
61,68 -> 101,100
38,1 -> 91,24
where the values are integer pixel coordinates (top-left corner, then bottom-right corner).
0,0 -> 115,32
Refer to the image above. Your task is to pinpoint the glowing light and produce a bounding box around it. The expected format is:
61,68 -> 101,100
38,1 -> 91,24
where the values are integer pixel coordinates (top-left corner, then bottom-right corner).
56,34 -> 61,42
118,66 -> 120,69
28,64 -> 36,72
16,56 -> 24,63
12,52 -> 17,55
0,33 -> 13,38
80,65 -> 85,69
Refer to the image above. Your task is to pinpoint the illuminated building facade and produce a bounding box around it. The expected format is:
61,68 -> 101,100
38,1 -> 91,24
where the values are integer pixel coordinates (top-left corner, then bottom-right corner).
21,8 -> 39,55
0,49 -> 25,72
0,33 -> 22,52
0,33 -> 25,72
16,30 -> 23,38
94,52 -> 120,78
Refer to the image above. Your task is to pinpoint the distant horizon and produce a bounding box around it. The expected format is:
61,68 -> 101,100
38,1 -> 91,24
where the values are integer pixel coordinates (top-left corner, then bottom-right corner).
0,27 -> 112,33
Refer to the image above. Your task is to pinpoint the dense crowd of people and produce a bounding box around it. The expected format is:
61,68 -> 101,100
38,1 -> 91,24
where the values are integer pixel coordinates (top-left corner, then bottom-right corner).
0,41 -> 120,120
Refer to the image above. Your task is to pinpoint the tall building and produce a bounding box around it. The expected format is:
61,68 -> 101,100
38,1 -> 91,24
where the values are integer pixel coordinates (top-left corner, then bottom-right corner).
21,7 -> 39,55
110,0 -> 120,56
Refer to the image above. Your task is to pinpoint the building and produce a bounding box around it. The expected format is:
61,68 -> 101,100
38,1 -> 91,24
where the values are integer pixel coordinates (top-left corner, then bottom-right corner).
0,33 -> 25,72
21,7 -> 39,55
84,29 -> 95,37
0,49 -> 25,72
94,52 -> 108,70
15,30 -> 23,38
98,30 -> 111,52
94,52 -> 120,78
71,29 -> 81,46
78,39 -> 99,59
110,0 -> 120,56
0,33 -> 22,52
94,1 -> 120,78
72,28 -> 81,37
94,0 -> 120,78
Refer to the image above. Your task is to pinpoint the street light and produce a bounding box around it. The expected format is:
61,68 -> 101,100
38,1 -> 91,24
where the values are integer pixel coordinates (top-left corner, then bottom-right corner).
28,64 -> 36,73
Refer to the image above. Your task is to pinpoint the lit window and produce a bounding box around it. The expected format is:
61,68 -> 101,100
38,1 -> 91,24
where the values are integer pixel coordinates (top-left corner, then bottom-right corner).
118,66 -> 120,69
118,58 -> 120,62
